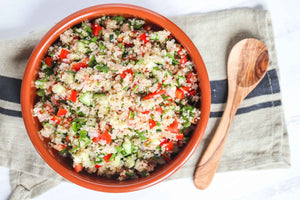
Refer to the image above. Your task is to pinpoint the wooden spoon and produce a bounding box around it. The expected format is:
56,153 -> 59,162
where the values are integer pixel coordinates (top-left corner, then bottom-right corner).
194,38 -> 269,190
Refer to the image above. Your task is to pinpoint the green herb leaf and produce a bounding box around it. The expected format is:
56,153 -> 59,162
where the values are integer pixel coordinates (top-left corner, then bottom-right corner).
112,16 -> 125,23
136,59 -> 144,65
96,63 -> 109,73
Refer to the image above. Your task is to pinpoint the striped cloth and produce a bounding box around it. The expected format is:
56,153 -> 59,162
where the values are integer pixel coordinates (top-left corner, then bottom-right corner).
0,8 -> 290,199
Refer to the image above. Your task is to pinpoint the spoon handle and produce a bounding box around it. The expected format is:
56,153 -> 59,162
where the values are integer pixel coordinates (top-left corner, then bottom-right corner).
194,96 -> 239,190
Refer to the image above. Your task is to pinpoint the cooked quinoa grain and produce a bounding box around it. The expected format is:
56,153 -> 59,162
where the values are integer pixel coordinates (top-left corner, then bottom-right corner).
33,16 -> 201,180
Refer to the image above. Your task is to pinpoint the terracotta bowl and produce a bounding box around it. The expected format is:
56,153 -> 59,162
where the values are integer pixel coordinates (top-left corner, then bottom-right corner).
21,4 -> 211,192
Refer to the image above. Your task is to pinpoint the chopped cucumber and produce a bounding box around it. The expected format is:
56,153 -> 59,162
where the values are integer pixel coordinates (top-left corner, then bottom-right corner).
125,156 -> 135,168
62,72 -> 74,85
149,33 -> 159,41
52,83 -> 66,95
122,138 -> 132,155
79,91 -> 93,106
112,154 -> 121,167
77,41 -> 86,53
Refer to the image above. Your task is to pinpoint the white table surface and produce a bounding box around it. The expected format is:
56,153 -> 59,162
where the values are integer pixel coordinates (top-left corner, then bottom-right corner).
1,0 -> 300,199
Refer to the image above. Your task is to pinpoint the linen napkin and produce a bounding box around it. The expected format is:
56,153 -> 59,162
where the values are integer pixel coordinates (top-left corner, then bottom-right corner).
0,8 -> 290,199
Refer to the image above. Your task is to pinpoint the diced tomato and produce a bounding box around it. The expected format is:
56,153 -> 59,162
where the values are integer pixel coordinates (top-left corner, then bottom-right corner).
124,42 -> 133,47
164,141 -> 174,152
118,36 -> 124,43
162,153 -> 171,162
175,88 -> 184,99
166,119 -> 179,134
188,90 -> 197,96
63,117 -> 72,124
95,164 -> 102,169
51,115 -> 61,124
71,61 -> 88,72
177,46 -> 183,56
159,138 -> 168,146
53,144 -> 67,151
69,90 -> 77,102
119,69 -> 134,79
59,49 -> 69,60
187,72 -> 196,83
139,33 -> 149,44
103,154 -> 112,163
92,23 -> 102,37
141,110 -> 150,115
44,104 -> 53,113
142,90 -> 166,101
74,163 -> 83,173
144,25 -> 151,31
155,105 -> 163,114
180,56 -> 188,67
57,108 -> 67,117
157,83 -> 162,90
66,136 -> 70,143
92,130 -> 112,144
176,134 -> 184,141
181,86 -> 190,92
167,34 -> 172,39
149,119 -> 156,129
51,96 -> 60,106
45,57 -> 53,67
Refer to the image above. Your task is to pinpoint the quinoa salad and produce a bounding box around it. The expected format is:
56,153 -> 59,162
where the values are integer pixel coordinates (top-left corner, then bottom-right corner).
33,16 -> 201,180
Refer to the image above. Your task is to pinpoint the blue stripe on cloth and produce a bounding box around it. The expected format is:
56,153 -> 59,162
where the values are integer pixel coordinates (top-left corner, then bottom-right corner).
210,100 -> 282,118
0,107 -> 22,118
210,69 -> 280,104
0,75 -> 22,103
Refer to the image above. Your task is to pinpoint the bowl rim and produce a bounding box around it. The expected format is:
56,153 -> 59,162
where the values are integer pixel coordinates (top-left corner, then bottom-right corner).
21,3 -> 211,193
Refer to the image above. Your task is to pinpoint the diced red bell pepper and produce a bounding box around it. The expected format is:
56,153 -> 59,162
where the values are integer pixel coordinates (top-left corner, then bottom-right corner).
180,56 -> 188,67
188,90 -> 197,96
164,141 -> 174,152
74,163 -> 83,173
92,130 -> 112,144
59,49 -> 69,60
69,90 -> 77,102
155,105 -> 163,114
142,90 -> 166,101
71,60 -> 88,72
176,134 -> 184,141
95,164 -> 102,169
51,115 -> 61,125
92,23 -> 102,36
181,86 -> 190,92
57,108 -> 67,117
166,119 -> 179,134
119,69 -> 133,79
175,88 -> 184,99
149,119 -> 156,129
45,57 -> 53,67
139,33 -> 149,44
103,154 -> 112,163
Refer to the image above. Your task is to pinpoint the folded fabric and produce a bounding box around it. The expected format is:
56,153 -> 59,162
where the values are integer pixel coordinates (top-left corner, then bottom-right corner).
0,8 -> 290,199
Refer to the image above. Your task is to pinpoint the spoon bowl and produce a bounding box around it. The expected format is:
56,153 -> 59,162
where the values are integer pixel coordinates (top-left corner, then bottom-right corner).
194,38 -> 269,190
